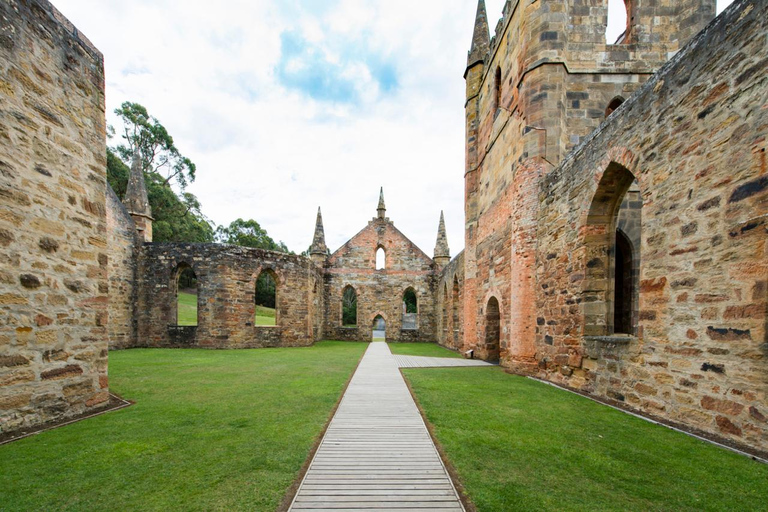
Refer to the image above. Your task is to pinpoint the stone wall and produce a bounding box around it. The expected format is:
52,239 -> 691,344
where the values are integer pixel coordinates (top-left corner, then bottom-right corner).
533,0 -> 767,452
324,217 -> 438,342
106,186 -> 139,349
137,244 -> 322,348
436,251 -> 465,351
0,0 -> 109,433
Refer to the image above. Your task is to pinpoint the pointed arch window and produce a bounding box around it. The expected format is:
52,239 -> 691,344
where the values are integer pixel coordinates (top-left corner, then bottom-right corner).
255,270 -> 278,326
606,0 -> 632,44
493,66 -> 502,116
402,287 -> 418,330
174,264 -> 198,326
583,164 -> 641,337
376,247 -> 386,270
342,286 -> 357,327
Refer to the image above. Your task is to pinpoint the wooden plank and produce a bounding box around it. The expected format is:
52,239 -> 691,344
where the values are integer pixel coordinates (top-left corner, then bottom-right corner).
288,342 -> 464,511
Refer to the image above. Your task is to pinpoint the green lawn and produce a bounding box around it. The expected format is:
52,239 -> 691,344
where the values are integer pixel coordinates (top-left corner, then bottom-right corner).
388,341 -> 463,358
178,293 -> 275,326
177,291 -> 198,326
255,305 -> 276,326
0,342 -> 366,512
403,367 -> 768,512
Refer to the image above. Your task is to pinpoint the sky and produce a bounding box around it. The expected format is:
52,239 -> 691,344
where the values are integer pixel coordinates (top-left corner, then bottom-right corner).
54,0 -> 733,255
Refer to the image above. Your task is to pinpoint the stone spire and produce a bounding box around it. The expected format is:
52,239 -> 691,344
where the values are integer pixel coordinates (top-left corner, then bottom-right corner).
467,0 -> 490,71
377,187 -> 386,220
433,211 -> 450,268
123,150 -> 153,242
310,207 -> 328,265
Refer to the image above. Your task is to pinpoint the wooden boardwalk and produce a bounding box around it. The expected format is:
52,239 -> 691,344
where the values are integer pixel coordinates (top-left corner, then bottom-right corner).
393,355 -> 494,369
288,342 -> 465,511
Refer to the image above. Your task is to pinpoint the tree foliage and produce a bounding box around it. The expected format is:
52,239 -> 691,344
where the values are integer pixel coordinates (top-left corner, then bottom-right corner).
113,102 -> 196,191
215,218 -> 290,253
403,288 -> 418,313
255,272 -> 277,309
107,148 -> 214,243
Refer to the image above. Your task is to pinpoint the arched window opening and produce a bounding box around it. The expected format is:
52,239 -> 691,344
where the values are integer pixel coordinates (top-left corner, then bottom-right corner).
376,247 -> 386,270
255,270 -> 277,326
452,277 -> 460,347
441,284 -> 449,339
372,315 -> 386,341
485,297 -> 501,362
176,265 -> 198,326
606,0 -> 630,44
342,285 -> 357,327
493,66 -> 502,115
402,288 -> 418,330
605,96 -> 625,118
584,164 -> 641,337
614,230 -> 634,334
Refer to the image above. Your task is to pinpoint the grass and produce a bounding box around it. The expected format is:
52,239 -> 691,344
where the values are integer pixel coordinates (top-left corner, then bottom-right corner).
0,341 -> 366,512
402,367 -> 768,512
255,305 -> 276,326
388,341 -> 463,358
177,292 -> 275,326
177,291 -> 198,326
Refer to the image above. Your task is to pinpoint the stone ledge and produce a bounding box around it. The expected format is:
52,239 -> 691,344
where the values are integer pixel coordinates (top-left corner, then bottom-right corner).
584,335 -> 636,359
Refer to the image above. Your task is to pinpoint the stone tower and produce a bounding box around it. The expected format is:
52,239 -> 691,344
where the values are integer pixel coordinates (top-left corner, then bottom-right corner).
433,211 -> 450,268
123,150 -> 154,242
310,207 -> 328,266
461,0 -> 716,366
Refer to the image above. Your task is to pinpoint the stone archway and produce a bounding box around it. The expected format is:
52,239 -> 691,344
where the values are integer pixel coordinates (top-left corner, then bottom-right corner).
372,315 -> 386,341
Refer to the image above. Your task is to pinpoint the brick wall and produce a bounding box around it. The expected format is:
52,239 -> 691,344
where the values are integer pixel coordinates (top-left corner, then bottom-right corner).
0,0 -> 108,433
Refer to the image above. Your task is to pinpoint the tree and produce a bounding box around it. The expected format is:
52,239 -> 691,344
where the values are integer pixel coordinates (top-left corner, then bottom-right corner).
215,218 -> 291,253
107,147 -> 214,243
113,102 -> 196,191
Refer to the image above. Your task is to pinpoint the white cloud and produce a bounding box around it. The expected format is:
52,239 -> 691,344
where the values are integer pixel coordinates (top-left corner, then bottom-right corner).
54,0 -> 733,257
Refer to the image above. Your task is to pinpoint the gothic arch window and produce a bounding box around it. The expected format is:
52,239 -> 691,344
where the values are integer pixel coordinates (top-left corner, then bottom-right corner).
402,287 -> 418,330
452,276 -> 460,347
373,315 -> 386,341
583,163 -> 641,336
493,66 -> 502,115
173,263 -> 198,326
606,0 -> 632,44
376,246 -> 386,270
255,269 -> 278,326
605,96 -> 625,118
342,285 -> 357,327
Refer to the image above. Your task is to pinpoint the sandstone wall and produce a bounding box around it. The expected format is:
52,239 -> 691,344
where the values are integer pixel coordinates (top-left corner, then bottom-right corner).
463,1 -> 714,370
0,0 -> 108,433
325,218 -> 438,342
106,186 -> 139,350
534,0 -> 767,452
436,251 -> 465,351
137,244 -> 322,348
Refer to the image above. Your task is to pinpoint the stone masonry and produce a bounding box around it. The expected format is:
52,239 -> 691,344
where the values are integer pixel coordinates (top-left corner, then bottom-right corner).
0,0 -> 765,457
0,0 -> 109,433
321,191 -> 441,343
446,0 -> 767,455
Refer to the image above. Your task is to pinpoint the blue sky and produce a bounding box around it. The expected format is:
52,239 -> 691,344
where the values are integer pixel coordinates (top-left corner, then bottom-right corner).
53,0 -> 733,254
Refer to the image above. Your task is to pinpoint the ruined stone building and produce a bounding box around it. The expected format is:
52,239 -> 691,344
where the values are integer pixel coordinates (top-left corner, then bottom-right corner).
0,0 -> 766,457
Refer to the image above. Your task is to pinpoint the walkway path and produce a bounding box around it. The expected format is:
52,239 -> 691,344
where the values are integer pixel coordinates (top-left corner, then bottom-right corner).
393,355 -> 494,369
289,342 -> 469,511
